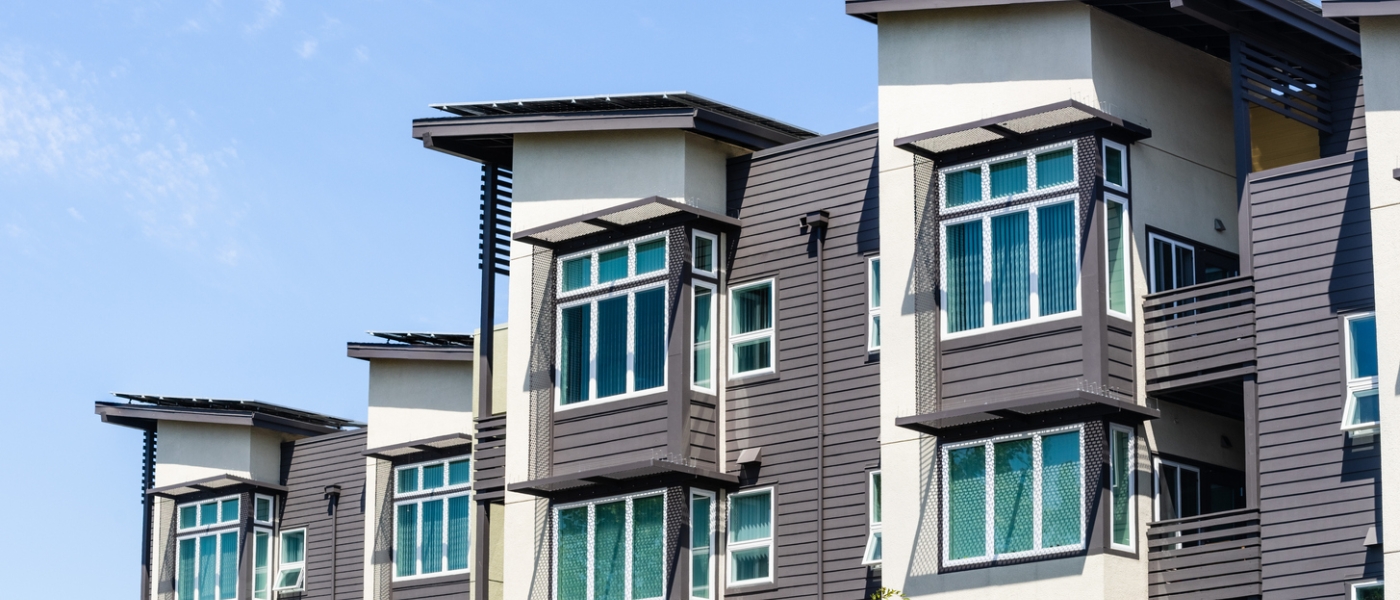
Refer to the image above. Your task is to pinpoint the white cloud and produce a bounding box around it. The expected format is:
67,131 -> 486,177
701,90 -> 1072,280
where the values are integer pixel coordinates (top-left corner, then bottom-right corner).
295,39 -> 318,59
66,207 -> 84,221
354,45 -> 370,63
245,0 -> 283,34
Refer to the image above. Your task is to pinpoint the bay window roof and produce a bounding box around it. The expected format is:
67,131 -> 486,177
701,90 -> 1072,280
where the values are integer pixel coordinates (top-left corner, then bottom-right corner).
512,196 -> 741,251
893,100 -> 1150,165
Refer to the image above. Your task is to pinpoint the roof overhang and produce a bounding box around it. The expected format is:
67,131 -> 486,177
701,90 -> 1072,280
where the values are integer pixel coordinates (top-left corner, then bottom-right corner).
846,0 -> 1067,22
1322,0 -> 1400,16
95,401 -> 350,437
512,196 -> 742,251
895,390 -> 1159,437
146,473 -> 288,499
362,432 -> 474,461
508,459 -> 741,499
893,100 -> 1151,165
347,343 -> 474,362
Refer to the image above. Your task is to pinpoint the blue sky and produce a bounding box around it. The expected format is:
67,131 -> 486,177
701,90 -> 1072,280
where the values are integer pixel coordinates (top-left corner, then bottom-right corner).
0,1 -> 872,595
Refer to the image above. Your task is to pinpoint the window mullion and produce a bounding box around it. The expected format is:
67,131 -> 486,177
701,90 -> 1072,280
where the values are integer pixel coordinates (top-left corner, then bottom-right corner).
589,302 -> 599,402
983,441 -> 994,560
1032,434 -> 1044,552
1029,207 -> 1041,319
982,216 -> 993,329
587,504 -> 596,600
625,498 -> 634,600
627,291 -> 637,395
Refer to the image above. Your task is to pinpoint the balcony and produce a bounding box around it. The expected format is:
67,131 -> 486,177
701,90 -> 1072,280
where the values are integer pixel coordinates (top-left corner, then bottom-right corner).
1147,508 -> 1261,600
1142,276 -> 1256,394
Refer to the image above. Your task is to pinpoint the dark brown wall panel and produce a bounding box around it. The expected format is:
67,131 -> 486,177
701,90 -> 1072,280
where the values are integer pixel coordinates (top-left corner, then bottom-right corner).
552,394 -> 671,472
281,429 -> 368,600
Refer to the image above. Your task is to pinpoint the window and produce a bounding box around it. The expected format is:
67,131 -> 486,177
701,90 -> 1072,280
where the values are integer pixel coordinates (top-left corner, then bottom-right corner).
1344,313 -> 1379,433
1353,582 -> 1384,600
1103,139 -> 1128,192
693,231 -> 717,278
693,282 -> 715,391
691,490 -> 715,599
253,529 -> 272,600
728,488 -> 775,586
1109,425 -> 1135,551
943,426 -> 1084,565
868,257 -> 881,351
863,472 -> 883,565
273,529 -> 306,592
1148,233 -> 1195,293
942,198 -> 1079,336
555,491 -> 666,600
253,494 -> 274,525
1153,458 -> 1200,521
1105,195 -> 1131,319
560,234 -> 668,294
730,281 -> 775,377
940,143 -> 1076,210
558,283 -> 668,406
175,495 -> 241,600
394,458 -> 472,580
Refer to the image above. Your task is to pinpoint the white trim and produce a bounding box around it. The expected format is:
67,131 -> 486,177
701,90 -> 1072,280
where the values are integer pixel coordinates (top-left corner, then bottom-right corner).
1147,232 -> 1195,293
727,487 -> 776,587
557,232 -> 669,297
394,457 -> 473,500
940,195 -> 1082,340
552,489 -> 668,600
728,279 -> 776,379
391,489 -> 474,582
175,525 -> 241,600
1343,312 -> 1379,433
1102,139 -> 1130,193
940,424 -> 1087,567
252,528 -> 273,600
1104,194 -> 1133,322
176,494 -> 241,533
868,256 -> 882,351
1152,458 -> 1202,522
273,527 -> 307,592
691,489 -> 717,600
1351,581 -> 1384,599
692,281 -> 717,393
555,281 -> 671,410
692,230 -> 719,278
1108,424 -> 1136,552
938,141 -> 1078,212
862,471 -> 883,566
253,494 -> 275,526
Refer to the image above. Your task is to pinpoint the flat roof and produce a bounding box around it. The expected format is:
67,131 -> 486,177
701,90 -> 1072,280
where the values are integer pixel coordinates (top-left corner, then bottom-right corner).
346,331 -> 477,362
512,196 -> 742,251
97,393 -> 363,435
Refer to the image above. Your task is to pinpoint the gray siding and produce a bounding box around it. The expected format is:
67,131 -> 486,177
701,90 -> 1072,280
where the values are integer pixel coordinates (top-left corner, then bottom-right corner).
689,396 -> 719,471
1107,322 -> 1135,394
1321,70 -> 1365,157
725,124 -> 881,600
552,394 -> 671,472
473,414 -> 507,501
1249,151 -> 1378,600
939,319 -> 1087,407
281,429 -> 367,600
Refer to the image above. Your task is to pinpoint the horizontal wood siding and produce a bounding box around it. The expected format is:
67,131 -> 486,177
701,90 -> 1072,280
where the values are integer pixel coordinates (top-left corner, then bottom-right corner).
938,319 -> 1086,407
281,429 -> 367,600
552,394 -> 671,473
473,414 -> 507,501
1249,152 -> 1379,600
690,396 -> 719,471
1107,322 -> 1135,395
725,124 -> 881,600
1146,508 -> 1262,600
1321,70 -> 1365,157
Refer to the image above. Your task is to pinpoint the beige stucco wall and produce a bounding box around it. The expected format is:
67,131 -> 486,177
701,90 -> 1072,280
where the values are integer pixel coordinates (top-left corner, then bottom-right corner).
366,358 -> 473,449
1360,13 -> 1400,586
154,420 -> 286,487
474,323 -> 510,416
1145,402 -> 1247,473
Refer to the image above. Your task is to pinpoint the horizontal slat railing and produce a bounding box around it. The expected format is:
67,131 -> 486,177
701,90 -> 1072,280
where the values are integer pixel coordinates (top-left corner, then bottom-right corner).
473,414 -> 508,500
1147,508 -> 1261,600
1142,276 -> 1256,393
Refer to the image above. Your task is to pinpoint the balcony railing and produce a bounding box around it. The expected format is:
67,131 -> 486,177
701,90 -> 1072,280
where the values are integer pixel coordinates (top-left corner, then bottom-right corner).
1147,508 -> 1261,600
473,413 -> 508,501
1142,275 -> 1256,393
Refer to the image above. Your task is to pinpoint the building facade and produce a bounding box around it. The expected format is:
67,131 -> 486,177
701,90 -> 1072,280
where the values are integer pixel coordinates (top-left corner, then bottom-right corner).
98,1 -> 1400,599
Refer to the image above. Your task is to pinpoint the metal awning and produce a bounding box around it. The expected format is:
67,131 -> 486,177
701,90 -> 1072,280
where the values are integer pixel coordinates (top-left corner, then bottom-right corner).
512,196 -> 741,250
895,390 -> 1159,436
508,459 -> 740,498
363,432 -> 474,461
147,474 -> 288,498
894,100 -> 1151,163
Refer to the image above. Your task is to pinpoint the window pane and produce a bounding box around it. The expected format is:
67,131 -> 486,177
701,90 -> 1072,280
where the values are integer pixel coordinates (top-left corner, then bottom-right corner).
1179,468 -> 1200,518
178,538 -> 196,600
275,569 -> 302,590
1037,148 -> 1073,188
692,548 -> 711,599
254,531 -> 270,600
218,531 -> 238,600
1350,316 -> 1379,379
872,472 -> 883,524
993,439 -> 1033,554
221,498 -> 239,523
1357,584 -> 1384,600
180,505 -> 198,530
730,491 -> 772,543
1105,146 -> 1124,186
594,501 -> 627,600
1152,239 -> 1175,293
866,531 -> 883,563
1038,202 -> 1077,316
447,496 -> 471,571
282,530 -> 305,563
734,338 -> 772,374
871,259 -> 881,308
395,504 -> 417,577
449,459 -> 471,486
945,221 -> 984,333
557,507 -> 589,600
732,284 -> 772,335
872,315 -> 881,349
1175,245 -> 1196,289
991,211 -> 1031,325
1106,200 -> 1127,314
945,168 -> 982,207
1350,389 -> 1380,426
596,296 -> 628,398
636,239 -> 666,275
198,535 -> 217,600
598,248 -> 629,283
694,288 -> 712,388
560,304 -> 592,405
421,499 -> 444,574
694,234 -> 714,273
990,158 -> 1028,198
423,464 -> 445,490
255,497 -> 272,523
948,445 -> 987,560
562,257 -> 592,292
1041,431 -> 1082,548
1160,464 -> 1180,520
632,495 -> 664,599
398,468 -> 419,494
1111,429 -> 1132,547
635,288 -> 666,392
692,495 -> 711,548
731,547 -> 770,583
200,502 -> 218,526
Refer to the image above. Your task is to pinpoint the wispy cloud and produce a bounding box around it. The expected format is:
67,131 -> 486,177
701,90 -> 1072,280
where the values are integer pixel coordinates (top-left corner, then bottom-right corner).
245,0 -> 283,34
353,45 -> 370,63
295,39 -> 318,59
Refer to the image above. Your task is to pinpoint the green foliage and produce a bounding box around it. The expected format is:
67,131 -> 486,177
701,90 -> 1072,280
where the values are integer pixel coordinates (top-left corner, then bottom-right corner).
870,588 -> 910,600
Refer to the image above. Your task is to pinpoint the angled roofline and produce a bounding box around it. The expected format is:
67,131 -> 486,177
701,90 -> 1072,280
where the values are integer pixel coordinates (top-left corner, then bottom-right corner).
512,196 -> 742,251
96,393 -> 362,435
346,343 -> 474,362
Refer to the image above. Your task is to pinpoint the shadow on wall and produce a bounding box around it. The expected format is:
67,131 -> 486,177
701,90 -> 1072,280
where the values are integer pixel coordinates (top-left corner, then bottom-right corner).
1325,155 -> 1375,316
857,150 -> 881,256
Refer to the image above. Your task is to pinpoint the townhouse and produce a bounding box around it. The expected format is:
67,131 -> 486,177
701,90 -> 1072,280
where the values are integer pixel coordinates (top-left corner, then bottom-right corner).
98,0 -> 1400,599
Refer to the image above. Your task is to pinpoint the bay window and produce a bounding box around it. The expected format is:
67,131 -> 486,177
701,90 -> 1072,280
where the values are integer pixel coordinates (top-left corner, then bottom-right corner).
555,491 -> 666,600
943,426 -> 1084,566
176,495 -> 241,600
558,284 -> 668,406
1106,195 -> 1131,319
730,281 -> 775,377
728,488 -> 775,585
940,143 -> 1076,210
560,235 -> 667,294
1343,313 -> 1379,433
394,458 -> 472,580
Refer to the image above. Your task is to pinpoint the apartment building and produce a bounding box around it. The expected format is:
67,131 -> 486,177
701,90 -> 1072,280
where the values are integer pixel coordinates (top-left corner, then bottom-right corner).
97,1 -> 1400,599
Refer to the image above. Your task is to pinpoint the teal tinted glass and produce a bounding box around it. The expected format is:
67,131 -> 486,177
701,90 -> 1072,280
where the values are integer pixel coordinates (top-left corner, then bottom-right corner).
993,439 -> 1034,553
989,158 -> 1028,198
1036,148 -> 1074,188
178,538 -> 196,600
692,496 -> 711,548
447,496 -> 471,571
395,504 -> 417,577
694,234 -> 714,273
281,530 -> 305,563
731,546 -> 770,582
562,257 -> 592,292
449,459 -> 471,486
1038,202 -> 1077,316
200,502 -> 218,526
1350,389 -> 1380,426
218,531 -> 237,599
1111,429 -> 1132,547
1349,316 -> 1378,379
255,497 -> 272,523
598,248 -> 629,283
635,239 -> 665,274
871,258 -> 881,308
730,492 -> 772,543
945,220 -> 984,333
694,287 -> 713,388
872,472 -> 883,523
1105,145 -> 1124,186
631,495 -> 665,599
198,534 -> 217,600
634,288 -> 666,392
1041,431 -> 1082,548
560,304 -> 591,404
180,505 -> 198,529
991,211 -> 1030,325
869,531 -> 883,562
397,468 -> 419,494
596,296 -> 628,398
420,499 -> 443,574
422,464 -> 445,490
1106,200 -> 1127,314
594,501 -> 626,600
732,283 -> 772,335
1356,584 -> 1384,600
253,531 -> 270,599
220,498 -> 238,523
733,338 -> 771,374
948,445 -> 987,560
557,507 -> 589,600
945,168 -> 983,207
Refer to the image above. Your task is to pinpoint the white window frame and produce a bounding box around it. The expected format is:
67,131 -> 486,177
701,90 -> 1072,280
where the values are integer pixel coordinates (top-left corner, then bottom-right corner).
394,457 -> 474,498
558,233 -> 669,296
555,281 -> 670,410
692,281 -> 717,393
273,527 -> 307,592
938,141 -> 1078,212
551,489 -> 668,600
1343,312 -> 1380,433
1104,194 -> 1133,322
862,471 -> 883,566
392,457 -> 474,581
1109,424 -> 1136,552
252,527 -> 273,600
1102,139 -> 1129,193
728,279 -> 776,379
727,487 -> 776,587
939,195 -> 1082,339
253,494 -> 275,526
940,424 -> 1087,567
177,494 -> 241,533
1152,457 -> 1202,521
175,526 -> 240,600
1147,233 -> 1195,293
868,256 -> 881,351
691,489 -> 716,600
692,230 -> 718,278
1351,581 -> 1384,599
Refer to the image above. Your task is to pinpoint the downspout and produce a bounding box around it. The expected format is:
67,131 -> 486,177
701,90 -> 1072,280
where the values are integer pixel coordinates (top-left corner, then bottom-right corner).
325,485 -> 343,600
802,211 -> 830,600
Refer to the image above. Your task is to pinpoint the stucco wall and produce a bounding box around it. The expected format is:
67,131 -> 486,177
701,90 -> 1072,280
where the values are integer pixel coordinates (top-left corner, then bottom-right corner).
1146,402 -> 1247,473
154,420 -> 285,486
366,358 -> 473,449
